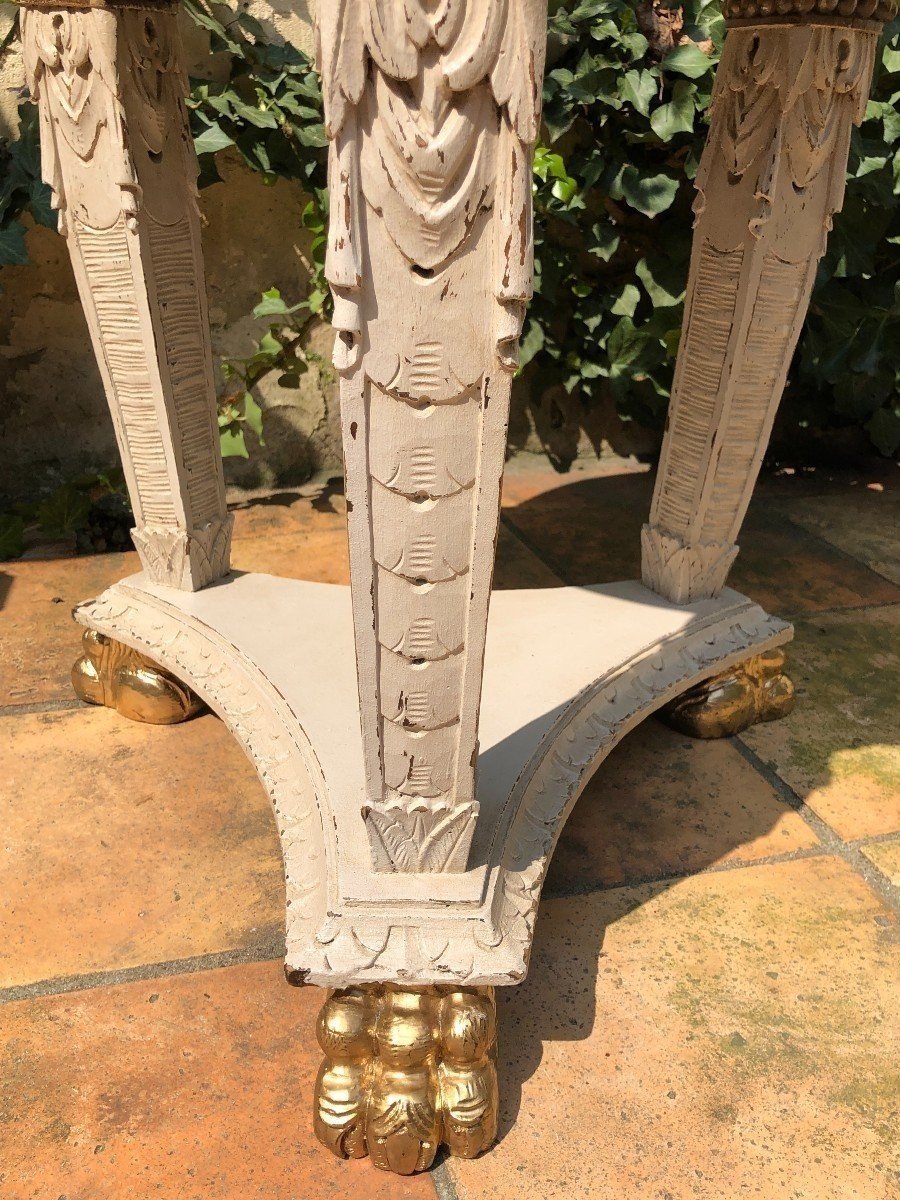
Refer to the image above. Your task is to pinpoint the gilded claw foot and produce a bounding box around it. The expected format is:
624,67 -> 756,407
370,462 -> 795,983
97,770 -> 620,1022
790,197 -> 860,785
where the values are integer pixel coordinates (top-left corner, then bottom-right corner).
660,647 -> 795,738
72,628 -> 203,725
314,983 -> 498,1174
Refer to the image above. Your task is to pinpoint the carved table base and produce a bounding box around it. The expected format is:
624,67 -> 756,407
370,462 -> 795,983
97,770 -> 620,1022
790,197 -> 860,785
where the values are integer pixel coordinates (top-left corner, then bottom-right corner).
315,983 -> 497,1172
72,628 -> 204,725
659,647 -> 795,739
73,570 -> 792,985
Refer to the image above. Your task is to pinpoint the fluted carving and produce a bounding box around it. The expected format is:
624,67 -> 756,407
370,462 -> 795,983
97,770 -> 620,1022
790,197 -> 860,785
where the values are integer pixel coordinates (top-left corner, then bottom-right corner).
642,15 -> 886,605
317,1 -> 548,871
22,0 -> 231,590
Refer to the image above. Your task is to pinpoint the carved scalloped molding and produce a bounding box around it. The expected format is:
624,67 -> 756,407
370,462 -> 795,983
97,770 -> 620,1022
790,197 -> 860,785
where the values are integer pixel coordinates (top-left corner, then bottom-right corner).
74,587 -> 333,972
75,579 -> 790,986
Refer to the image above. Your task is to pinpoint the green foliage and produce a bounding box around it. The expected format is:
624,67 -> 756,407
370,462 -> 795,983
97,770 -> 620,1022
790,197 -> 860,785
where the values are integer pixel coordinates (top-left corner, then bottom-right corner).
0,472 -> 132,562
182,0 -> 330,455
0,20 -> 56,267
1,1 -> 898,462
217,286 -> 329,457
528,0 -> 900,453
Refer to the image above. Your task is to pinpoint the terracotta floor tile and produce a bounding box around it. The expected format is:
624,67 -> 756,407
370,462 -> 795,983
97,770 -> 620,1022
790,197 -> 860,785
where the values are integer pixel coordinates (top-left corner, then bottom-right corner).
448,856 -> 899,1200
231,522 -> 558,590
500,469 -> 650,582
231,525 -> 351,583
0,707 -> 283,989
229,478 -> 348,543
742,605 -> 900,840
500,457 -> 650,508
730,505 -> 900,615
493,524 -> 562,589
499,472 -> 900,613
782,489 -> 900,585
546,721 -> 819,893
0,961 -> 435,1200
860,837 -> 900,887
0,550 -> 138,708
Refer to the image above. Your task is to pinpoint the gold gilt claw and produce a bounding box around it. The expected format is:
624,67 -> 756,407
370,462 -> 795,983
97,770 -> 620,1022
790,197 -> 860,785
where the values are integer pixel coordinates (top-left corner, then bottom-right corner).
72,628 -> 203,725
661,647 -> 795,739
314,983 -> 498,1174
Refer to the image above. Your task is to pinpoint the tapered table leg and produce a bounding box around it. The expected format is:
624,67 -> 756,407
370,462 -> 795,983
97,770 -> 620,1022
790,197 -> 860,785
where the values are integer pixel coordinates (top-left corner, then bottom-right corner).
317,3 -> 548,874
642,3 -> 892,607
22,0 -> 232,591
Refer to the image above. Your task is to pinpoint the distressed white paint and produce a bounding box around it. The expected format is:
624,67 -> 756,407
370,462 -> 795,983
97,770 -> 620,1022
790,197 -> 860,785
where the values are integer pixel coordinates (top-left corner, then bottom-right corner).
643,25 -> 878,604
76,572 -> 791,985
317,0 -> 548,872
23,1 -> 231,589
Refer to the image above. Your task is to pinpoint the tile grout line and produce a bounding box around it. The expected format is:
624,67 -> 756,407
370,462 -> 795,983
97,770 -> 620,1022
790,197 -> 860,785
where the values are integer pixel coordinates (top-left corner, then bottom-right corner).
4,841 -> 863,1008
432,1159 -> 462,1200
542,842 -> 831,900
773,508 -> 900,592
732,736 -> 900,914
780,597 -> 900,622
0,936 -> 285,1007
498,510 -> 569,581
1,698 -> 85,718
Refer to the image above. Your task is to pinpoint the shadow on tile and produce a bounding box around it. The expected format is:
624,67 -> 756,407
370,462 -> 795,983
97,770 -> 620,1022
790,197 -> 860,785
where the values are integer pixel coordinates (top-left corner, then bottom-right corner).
501,470 -> 900,613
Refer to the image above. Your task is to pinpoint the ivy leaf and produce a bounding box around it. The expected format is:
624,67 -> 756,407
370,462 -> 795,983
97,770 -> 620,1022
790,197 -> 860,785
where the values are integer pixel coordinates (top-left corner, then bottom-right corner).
620,166 -> 679,216
662,44 -> 714,79
587,221 -> 620,262
220,425 -> 249,458
252,287 -> 304,317
0,220 -> 28,265
611,283 -> 640,317
619,69 -> 658,117
636,256 -> 686,307
193,123 -> 235,155
607,317 -> 645,371
0,514 -> 24,561
36,483 -> 91,536
29,180 -> 56,229
867,406 -> 900,456
242,392 -> 265,442
519,319 -> 545,369
650,81 -> 697,141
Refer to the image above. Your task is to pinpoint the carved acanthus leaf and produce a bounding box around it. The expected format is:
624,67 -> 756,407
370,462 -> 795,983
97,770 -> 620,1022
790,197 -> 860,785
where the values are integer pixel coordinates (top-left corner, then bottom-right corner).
641,525 -> 739,605
366,800 -> 479,872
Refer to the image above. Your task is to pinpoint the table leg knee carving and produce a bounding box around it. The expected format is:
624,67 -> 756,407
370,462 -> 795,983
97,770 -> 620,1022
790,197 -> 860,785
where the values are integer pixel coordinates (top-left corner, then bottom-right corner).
72,629 -> 203,725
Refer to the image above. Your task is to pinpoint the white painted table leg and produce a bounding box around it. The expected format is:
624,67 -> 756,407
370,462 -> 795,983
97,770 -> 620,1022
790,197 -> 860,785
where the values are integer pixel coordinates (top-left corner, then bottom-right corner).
642,5 -> 888,606
22,0 -> 231,590
318,0 -> 549,876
